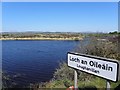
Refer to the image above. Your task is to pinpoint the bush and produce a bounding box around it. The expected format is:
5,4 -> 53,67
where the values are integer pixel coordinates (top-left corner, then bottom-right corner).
51,37 -> 120,89
53,62 -> 74,81
75,38 -> 120,60
33,37 -> 120,89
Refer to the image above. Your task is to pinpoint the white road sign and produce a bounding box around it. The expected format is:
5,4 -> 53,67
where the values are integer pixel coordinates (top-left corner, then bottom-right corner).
68,52 -> 119,82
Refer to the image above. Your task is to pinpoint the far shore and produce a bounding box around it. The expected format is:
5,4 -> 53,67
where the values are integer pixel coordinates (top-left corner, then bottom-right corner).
0,37 -> 83,40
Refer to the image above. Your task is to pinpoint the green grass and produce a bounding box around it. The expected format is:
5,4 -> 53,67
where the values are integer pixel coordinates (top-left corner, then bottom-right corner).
42,76 -> 120,90
28,35 -> 120,89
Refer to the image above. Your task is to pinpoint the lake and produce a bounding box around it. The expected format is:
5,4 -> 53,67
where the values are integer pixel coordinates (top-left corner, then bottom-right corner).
2,40 -> 80,87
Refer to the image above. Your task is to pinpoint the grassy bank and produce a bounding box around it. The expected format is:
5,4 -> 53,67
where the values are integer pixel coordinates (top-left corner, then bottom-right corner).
0,32 -> 84,40
0,37 -> 83,40
30,36 -> 120,90
2,33 -> 120,89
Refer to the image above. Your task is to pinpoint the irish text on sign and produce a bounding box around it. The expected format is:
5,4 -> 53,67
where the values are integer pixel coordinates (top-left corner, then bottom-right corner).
67,52 -> 119,82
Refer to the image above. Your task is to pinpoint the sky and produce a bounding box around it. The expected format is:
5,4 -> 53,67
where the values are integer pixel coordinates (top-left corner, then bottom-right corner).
2,2 -> 118,33
1,0 -> 120,2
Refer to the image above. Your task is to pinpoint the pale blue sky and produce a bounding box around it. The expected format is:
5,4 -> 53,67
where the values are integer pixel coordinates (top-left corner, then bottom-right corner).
2,2 -> 118,32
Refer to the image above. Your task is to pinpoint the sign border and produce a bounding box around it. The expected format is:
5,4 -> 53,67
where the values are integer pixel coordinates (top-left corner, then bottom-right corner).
67,52 -> 119,82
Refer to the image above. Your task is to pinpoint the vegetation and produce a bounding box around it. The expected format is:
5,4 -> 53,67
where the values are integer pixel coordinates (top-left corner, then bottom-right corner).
30,35 -> 120,90
0,32 -> 84,40
2,32 -> 120,89
109,31 -> 120,35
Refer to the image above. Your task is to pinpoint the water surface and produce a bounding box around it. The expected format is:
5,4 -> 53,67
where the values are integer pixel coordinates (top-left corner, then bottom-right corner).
2,40 -> 80,87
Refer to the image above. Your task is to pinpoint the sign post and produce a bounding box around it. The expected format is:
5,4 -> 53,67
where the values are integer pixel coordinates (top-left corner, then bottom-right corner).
67,52 -> 120,89
74,70 -> 78,90
106,80 -> 110,90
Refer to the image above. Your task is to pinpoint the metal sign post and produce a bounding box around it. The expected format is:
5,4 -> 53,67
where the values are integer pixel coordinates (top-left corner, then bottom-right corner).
106,80 -> 110,90
74,70 -> 78,90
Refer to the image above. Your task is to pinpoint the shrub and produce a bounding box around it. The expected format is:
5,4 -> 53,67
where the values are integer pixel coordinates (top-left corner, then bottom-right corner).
51,37 -> 120,89
32,36 -> 120,89
75,38 -> 120,60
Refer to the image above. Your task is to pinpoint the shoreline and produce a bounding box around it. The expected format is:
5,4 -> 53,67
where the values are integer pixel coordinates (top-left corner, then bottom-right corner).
0,37 -> 83,40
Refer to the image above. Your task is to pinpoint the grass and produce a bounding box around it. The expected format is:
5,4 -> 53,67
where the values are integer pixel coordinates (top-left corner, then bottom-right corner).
3,34 -> 120,89
33,36 -> 120,89
1,32 -> 84,41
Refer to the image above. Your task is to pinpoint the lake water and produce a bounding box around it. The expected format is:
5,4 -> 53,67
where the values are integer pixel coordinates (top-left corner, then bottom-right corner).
2,40 -> 80,87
